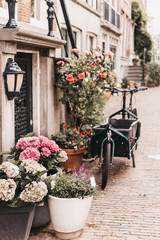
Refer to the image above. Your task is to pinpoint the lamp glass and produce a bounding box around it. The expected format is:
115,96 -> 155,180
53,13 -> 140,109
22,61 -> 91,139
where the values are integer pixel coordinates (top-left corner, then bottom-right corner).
7,74 -> 15,92
16,74 -> 23,92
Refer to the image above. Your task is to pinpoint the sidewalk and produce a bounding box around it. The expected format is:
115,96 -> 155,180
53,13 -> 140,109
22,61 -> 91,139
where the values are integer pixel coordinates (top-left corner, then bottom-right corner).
30,86 -> 160,240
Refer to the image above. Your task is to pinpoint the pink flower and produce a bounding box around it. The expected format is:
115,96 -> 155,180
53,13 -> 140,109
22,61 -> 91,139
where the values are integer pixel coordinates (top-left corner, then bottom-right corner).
56,61 -> 64,66
85,50 -> 92,56
41,147 -> 51,157
99,67 -> 104,73
66,74 -> 75,84
16,137 -> 40,150
58,150 -> 67,158
38,136 -> 49,143
19,147 -> 40,162
78,72 -> 85,79
48,140 -> 59,152
72,48 -> 79,55
97,45 -> 101,50
107,51 -> 114,59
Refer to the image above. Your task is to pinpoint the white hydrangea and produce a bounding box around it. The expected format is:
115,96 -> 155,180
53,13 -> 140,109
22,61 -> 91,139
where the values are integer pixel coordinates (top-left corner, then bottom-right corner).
0,161 -> 19,178
21,159 -> 46,175
20,181 -> 48,203
0,179 -> 16,201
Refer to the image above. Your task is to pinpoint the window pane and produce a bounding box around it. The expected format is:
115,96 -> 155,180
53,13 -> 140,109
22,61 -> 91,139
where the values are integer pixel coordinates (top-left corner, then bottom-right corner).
31,0 -> 35,18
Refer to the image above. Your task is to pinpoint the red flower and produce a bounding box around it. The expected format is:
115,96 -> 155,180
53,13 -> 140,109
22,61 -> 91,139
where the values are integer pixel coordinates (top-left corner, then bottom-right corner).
87,131 -> 91,136
74,77 -> 78,81
66,125 -> 70,128
101,72 -> 107,78
90,62 -> 96,68
79,132 -> 82,136
73,137 -> 75,139
63,125 -> 67,129
78,72 -> 85,79
74,128 -> 77,132
83,131 -> 86,134
66,74 -> 74,84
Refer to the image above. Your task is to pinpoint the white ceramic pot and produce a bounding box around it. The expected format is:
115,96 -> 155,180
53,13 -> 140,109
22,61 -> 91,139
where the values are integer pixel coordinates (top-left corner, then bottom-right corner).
48,195 -> 93,239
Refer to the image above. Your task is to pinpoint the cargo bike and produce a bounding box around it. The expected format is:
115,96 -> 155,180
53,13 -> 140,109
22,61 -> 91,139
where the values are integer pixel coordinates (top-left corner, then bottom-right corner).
91,86 -> 147,189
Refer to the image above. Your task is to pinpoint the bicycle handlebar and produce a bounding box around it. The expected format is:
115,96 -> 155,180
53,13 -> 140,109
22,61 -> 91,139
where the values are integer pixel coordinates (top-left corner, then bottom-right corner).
105,86 -> 148,94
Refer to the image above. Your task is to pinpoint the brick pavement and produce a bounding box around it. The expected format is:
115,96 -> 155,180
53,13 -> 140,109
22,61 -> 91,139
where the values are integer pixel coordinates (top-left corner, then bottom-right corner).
30,86 -> 160,240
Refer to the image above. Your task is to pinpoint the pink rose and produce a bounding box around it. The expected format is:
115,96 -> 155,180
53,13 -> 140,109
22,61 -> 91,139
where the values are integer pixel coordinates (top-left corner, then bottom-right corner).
107,51 -> 114,59
56,61 -> 64,66
101,72 -> 107,78
72,48 -> 79,55
66,74 -> 75,84
78,72 -> 85,79
90,62 -> 96,68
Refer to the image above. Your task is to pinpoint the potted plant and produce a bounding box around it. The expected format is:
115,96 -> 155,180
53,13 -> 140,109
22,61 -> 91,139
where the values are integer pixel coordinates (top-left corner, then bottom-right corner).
54,47 -> 115,169
132,56 -> 139,66
0,159 -> 48,240
0,133 -> 68,228
46,164 -> 96,239
52,123 -> 91,171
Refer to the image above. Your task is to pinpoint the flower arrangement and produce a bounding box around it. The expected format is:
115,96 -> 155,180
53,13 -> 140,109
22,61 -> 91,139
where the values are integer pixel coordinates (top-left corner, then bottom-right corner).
54,47 -> 116,150
2,133 -> 68,173
46,164 -> 96,199
52,123 -> 91,150
0,159 -> 48,207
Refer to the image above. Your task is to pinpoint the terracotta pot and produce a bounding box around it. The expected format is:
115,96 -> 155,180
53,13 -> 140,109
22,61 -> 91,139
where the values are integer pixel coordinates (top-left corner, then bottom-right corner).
61,147 -> 85,172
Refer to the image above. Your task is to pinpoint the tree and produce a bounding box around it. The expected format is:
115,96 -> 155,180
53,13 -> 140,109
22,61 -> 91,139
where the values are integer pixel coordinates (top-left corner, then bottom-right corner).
132,1 -> 152,63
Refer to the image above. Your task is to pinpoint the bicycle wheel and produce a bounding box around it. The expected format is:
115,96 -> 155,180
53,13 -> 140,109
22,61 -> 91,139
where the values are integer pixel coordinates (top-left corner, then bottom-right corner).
101,142 -> 111,189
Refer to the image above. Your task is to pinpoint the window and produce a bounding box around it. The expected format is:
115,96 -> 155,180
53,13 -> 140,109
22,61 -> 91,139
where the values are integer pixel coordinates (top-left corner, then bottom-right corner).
110,46 -> 116,70
85,0 -> 99,10
61,29 -> 77,57
117,13 -> 120,28
111,8 -> 115,25
104,2 -> 109,21
31,0 -> 40,20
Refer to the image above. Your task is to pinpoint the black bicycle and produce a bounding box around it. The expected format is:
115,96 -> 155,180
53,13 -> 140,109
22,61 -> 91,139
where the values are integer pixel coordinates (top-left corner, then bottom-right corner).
91,86 -> 147,189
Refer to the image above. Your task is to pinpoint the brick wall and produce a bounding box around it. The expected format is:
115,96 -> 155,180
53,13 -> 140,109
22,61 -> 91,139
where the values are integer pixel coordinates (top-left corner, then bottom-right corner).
17,0 -> 31,23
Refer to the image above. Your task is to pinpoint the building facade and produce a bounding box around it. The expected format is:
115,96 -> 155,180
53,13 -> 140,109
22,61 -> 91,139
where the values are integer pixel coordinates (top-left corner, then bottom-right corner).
0,0 -> 134,152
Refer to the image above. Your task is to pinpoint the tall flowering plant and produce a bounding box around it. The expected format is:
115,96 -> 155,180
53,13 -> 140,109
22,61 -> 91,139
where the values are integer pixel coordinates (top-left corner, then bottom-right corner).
56,46 -> 115,130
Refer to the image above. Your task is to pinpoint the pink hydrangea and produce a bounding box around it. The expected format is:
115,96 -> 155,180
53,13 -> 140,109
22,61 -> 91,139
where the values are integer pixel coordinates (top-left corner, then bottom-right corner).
19,147 -> 40,162
48,140 -> 59,152
16,137 -> 40,150
41,147 -> 51,157
58,150 -> 67,158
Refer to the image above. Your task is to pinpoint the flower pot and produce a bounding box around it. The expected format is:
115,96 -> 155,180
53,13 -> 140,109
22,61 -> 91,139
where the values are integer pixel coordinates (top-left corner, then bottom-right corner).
0,203 -> 35,240
32,197 -> 50,228
48,195 -> 93,239
61,147 -> 85,172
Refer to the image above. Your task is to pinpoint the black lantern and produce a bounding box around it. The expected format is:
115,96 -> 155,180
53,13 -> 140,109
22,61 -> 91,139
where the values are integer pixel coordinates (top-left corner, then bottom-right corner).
3,58 -> 25,100
4,0 -> 18,28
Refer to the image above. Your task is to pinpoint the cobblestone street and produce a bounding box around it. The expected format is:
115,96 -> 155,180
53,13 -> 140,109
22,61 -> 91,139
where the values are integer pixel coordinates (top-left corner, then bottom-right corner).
30,86 -> 160,240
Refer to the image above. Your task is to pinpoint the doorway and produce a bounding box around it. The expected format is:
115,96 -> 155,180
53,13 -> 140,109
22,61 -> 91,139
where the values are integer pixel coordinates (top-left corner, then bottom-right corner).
15,53 -> 33,142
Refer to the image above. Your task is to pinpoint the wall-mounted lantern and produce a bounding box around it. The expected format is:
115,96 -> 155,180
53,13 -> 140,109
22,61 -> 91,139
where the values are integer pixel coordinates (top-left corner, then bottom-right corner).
4,0 -> 18,28
3,58 -> 25,100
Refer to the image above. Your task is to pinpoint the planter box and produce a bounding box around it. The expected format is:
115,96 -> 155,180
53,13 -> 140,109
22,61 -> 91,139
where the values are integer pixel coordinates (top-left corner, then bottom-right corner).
0,203 -> 35,240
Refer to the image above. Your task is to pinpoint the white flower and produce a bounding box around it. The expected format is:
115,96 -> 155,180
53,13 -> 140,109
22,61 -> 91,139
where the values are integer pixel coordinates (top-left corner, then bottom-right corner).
21,159 -> 46,175
20,181 -> 48,203
0,179 -> 16,201
0,162 -> 19,178
50,180 -> 56,190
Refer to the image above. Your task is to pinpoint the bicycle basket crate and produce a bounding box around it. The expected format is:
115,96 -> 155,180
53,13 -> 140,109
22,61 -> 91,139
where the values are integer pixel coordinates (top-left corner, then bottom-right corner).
91,118 -> 140,158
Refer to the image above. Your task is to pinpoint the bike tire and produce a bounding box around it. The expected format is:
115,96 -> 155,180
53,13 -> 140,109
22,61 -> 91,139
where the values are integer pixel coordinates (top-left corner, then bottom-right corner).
101,142 -> 111,190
